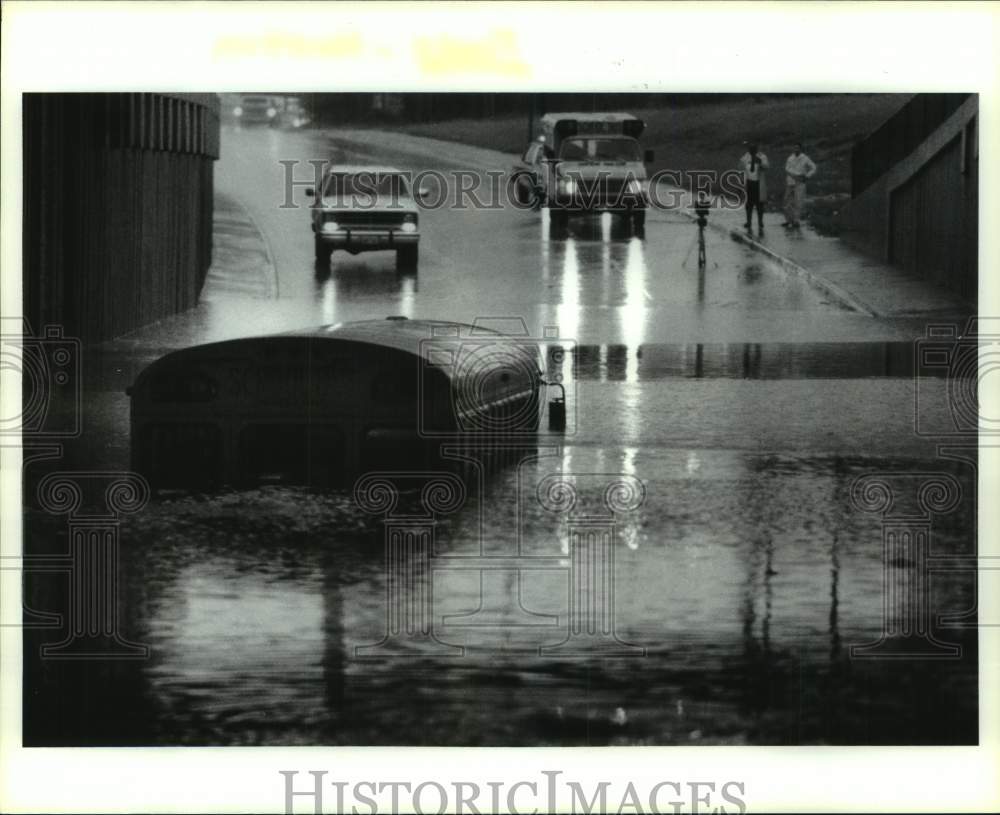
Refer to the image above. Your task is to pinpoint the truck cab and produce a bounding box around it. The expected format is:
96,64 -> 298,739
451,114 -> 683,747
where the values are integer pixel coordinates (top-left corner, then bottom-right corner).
514,112 -> 654,234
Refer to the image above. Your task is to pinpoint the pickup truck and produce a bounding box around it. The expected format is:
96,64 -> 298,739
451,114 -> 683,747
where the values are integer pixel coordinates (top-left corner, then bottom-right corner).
307,166 -> 422,271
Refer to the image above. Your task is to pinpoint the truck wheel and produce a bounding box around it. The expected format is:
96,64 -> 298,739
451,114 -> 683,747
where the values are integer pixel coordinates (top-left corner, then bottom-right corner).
513,177 -> 531,206
530,184 -> 546,211
314,237 -> 332,264
397,245 -> 418,272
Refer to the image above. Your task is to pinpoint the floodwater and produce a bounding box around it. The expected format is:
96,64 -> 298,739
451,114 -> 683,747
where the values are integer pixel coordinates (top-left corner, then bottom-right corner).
20,127 -> 979,746
23,374 -> 979,746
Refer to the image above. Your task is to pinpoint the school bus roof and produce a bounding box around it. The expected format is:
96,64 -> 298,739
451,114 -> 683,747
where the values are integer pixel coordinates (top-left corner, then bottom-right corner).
128,319 -> 541,401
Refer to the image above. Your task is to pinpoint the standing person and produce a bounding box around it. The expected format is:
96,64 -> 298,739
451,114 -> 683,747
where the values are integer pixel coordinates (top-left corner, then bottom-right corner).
739,143 -> 769,234
783,142 -> 817,228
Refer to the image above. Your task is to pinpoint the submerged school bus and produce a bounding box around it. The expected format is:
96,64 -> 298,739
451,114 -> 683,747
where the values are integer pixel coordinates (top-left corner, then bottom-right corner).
128,318 -> 543,490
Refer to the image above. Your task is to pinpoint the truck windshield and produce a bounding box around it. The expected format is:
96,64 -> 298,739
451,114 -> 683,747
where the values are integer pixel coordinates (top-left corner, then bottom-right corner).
323,173 -> 410,198
559,137 -> 641,162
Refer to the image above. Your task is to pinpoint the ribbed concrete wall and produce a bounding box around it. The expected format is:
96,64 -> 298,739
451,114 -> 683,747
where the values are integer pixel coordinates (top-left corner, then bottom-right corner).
23,93 -> 220,343
841,95 -> 978,305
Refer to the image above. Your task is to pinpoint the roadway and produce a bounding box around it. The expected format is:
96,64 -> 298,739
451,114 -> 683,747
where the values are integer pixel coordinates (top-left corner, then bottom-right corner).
21,125 -> 979,748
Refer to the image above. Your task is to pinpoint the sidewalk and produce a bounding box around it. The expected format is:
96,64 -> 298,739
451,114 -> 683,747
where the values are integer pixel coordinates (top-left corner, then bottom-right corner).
685,199 -> 973,319
200,191 -> 277,301
327,128 -> 974,320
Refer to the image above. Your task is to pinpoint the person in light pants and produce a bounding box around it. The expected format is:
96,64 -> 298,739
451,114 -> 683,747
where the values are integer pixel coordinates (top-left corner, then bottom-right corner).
783,143 -> 817,228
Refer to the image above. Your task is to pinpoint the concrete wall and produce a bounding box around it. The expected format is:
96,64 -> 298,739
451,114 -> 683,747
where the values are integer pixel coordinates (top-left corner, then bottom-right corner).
840,95 -> 978,304
23,93 -> 220,344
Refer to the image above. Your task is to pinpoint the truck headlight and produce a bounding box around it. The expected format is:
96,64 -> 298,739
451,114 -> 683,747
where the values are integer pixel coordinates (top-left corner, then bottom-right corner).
400,222 -> 417,233
233,107 -> 243,117
321,221 -> 340,233
267,108 -> 277,118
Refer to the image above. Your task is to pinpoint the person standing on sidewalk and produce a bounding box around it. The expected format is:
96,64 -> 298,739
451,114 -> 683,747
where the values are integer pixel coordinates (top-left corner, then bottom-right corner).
783,142 -> 817,228
739,142 -> 769,234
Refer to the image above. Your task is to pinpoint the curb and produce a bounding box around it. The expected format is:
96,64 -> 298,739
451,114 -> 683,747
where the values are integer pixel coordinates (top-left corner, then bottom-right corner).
205,191 -> 279,300
686,212 -> 880,317
654,179 -> 880,317
237,196 -> 279,299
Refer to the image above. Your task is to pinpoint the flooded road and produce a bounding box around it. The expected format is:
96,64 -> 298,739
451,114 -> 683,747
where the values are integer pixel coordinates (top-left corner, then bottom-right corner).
24,448 -> 978,746
147,127 -> 956,346
21,127 -> 978,747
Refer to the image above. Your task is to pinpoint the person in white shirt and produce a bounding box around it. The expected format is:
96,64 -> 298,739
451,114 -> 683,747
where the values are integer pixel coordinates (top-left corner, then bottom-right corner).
738,143 -> 769,234
783,142 -> 817,228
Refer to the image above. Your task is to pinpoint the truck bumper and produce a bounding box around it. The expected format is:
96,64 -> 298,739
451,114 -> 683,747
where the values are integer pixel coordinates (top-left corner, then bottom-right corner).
314,229 -> 420,252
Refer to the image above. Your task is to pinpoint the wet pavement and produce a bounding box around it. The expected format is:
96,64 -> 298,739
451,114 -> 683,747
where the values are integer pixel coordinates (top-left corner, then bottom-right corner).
21,126 -> 979,747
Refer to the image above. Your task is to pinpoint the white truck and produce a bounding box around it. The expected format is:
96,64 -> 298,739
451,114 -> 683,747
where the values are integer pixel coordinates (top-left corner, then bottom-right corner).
513,112 -> 654,233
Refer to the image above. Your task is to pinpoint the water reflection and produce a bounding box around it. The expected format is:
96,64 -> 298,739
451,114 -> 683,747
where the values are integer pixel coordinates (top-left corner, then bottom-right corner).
313,259 -> 419,322
567,341 -> 938,382
556,236 -> 580,342
546,232 -> 653,397
398,274 -> 416,319
22,449 -> 978,745
830,532 -> 842,661
319,272 -> 336,322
